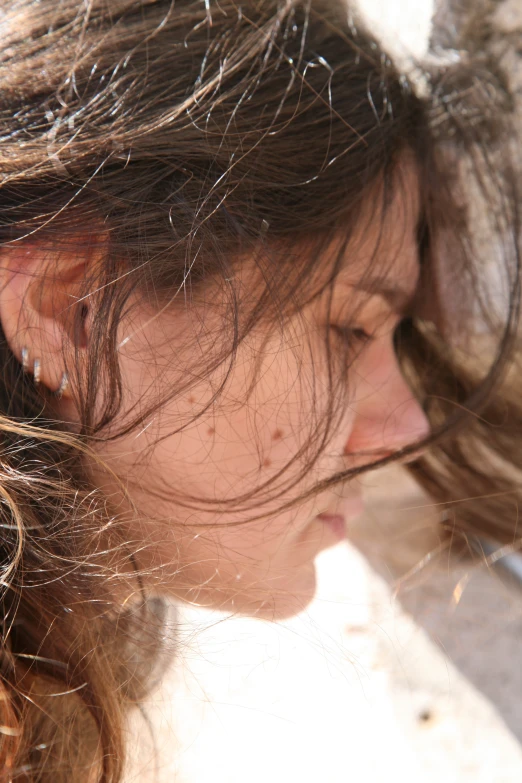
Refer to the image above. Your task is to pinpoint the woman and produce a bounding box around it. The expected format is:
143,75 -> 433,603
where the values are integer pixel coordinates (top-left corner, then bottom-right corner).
0,0 -> 519,780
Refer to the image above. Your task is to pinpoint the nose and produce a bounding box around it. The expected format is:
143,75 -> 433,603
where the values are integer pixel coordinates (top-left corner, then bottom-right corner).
344,349 -> 430,461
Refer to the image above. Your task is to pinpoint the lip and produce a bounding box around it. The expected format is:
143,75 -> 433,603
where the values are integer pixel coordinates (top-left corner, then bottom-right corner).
316,513 -> 347,541
315,493 -> 365,541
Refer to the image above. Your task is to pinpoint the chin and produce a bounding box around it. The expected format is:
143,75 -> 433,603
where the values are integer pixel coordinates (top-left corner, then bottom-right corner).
222,560 -> 318,621
257,562 -> 318,620
170,561 -> 318,621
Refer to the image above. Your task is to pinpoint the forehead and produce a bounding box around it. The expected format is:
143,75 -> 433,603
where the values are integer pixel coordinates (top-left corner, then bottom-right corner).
223,159 -> 423,316
338,158 -> 422,293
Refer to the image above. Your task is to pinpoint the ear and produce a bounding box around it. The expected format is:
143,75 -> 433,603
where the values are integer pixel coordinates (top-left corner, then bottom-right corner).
0,238 -> 100,400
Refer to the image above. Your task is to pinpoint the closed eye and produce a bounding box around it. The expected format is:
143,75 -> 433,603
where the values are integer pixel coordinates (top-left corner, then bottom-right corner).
330,325 -> 373,347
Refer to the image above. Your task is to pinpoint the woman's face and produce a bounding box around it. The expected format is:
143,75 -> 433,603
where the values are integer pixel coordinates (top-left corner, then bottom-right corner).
89,168 -> 429,618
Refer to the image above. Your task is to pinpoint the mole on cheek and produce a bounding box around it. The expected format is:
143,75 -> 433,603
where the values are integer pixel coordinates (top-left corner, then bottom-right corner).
188,395 -> 195,404
207,427 -> 215,436
262,457 -> 272,468
271,429 -> 284,442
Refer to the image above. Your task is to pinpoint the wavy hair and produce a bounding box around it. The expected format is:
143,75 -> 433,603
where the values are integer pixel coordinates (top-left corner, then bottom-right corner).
0,0 -> 520,780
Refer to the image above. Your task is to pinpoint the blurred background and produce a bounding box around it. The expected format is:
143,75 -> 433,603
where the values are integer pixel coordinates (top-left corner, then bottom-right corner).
124,2 -> 522,781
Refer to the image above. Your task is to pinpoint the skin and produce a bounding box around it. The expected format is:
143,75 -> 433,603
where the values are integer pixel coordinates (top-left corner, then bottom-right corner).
0,164 -> 430,619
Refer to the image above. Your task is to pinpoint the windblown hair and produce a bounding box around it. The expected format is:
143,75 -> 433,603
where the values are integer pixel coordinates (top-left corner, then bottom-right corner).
0,0 -> 520,780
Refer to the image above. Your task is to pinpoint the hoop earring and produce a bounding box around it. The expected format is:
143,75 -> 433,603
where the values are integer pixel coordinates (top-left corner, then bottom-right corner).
33,358 -> 41,385
55,373 -> 69,399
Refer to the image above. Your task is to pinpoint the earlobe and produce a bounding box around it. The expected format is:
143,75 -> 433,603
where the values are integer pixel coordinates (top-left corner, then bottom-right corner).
19,346 -> 69,399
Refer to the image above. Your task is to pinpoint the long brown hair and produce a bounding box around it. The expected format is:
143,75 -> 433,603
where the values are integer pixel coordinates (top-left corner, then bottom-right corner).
0,1 -> 520,780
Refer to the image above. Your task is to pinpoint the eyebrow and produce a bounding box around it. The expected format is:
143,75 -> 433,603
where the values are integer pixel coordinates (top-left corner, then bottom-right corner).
351,276 -> 418,315
347,197 -> 428,315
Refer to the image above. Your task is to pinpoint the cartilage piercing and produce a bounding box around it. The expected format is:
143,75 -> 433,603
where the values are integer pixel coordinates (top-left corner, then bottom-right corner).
33,358 -> 41,385
55,372 -> 69,399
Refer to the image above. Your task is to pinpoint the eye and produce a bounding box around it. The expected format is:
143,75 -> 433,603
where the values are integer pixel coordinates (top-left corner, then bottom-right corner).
330,324 -> 373,347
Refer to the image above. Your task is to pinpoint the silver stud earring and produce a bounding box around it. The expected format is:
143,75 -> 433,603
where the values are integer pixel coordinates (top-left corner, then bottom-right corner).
33,358 -> 41,385
55,372 -> 69,399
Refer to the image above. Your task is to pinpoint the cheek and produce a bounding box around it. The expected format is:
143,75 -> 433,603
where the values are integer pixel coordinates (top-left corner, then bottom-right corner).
130,336 -> 321,503
350,341 -> 396,401
94,318 -> 352,615
134,406 -> 303,515
107,317 -> 358,525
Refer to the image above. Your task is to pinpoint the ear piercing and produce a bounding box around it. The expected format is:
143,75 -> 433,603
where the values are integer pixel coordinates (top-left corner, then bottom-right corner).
21,347 -> 69,398
33,358 -> 41,385
55,372 -> 69,399
21,347 -> 41,385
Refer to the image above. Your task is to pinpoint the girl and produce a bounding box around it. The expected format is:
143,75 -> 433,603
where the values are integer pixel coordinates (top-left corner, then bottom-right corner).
0,0 -> 519,780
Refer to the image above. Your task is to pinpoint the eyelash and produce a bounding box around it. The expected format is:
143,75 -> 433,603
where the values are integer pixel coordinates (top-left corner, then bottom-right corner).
329,325 -> 373,347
